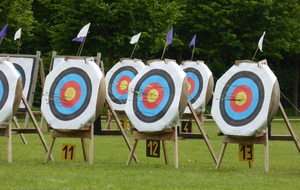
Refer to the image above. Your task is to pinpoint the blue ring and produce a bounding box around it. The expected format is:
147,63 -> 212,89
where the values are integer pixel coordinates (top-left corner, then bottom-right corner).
111,70 -> 136,100
224,78 -> 259,120
136,75 -> 169,117
108,66 -> 138,104
186,72 -> 200,100
53,73 -> 87,115
49,68 -> 92,121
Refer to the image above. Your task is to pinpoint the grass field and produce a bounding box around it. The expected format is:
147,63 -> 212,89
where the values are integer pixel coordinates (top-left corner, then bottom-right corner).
0,115 -> 299,190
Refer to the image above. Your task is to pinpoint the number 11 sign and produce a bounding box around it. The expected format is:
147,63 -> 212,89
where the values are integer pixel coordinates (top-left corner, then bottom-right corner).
61,144 -> 76,161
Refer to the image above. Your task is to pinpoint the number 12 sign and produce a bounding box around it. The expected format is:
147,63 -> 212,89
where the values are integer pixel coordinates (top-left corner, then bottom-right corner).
61,143 -> 76,161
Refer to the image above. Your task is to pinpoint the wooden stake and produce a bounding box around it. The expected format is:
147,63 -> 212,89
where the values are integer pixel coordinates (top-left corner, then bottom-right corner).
191,45 -> 195,61
130,42 -> 138,59
17,39 -> 21,54
251,47 -> 259,61
161,41 -> 168,60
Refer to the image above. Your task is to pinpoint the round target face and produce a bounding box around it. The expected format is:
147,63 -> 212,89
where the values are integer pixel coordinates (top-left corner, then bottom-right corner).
211,61 -> 279,136
132,69 -> 175,123
48,68 -> 92,121
0,71 -> 9,110
184,67 -> 203,104
13,63 -> 26,88
219,71 -> 264,126
108,66 -> 137,104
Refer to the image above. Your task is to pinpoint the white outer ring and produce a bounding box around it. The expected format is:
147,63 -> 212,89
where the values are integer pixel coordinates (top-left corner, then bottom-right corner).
41,59 -> 104,130
0,60 -> 21,124
0,56 -> 35,109
180,61 -> 212,113
211,62 -> 277,136
105,59 -> 145,111
125,60 -> 186,132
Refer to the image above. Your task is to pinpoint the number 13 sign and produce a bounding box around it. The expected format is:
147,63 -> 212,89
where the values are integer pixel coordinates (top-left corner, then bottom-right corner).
239,144 -> 254,161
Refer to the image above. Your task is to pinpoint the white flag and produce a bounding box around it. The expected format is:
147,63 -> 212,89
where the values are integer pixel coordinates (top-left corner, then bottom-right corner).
258,31 -> 266,52
14,28 -> 21,40
77,23 -> 91,38
130,32 -> 141,44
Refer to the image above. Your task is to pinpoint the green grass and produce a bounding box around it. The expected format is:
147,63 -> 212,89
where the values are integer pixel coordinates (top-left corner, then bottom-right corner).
0,119 -> 299,190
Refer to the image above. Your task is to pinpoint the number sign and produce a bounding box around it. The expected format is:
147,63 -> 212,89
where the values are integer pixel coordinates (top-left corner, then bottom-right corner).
181,121 -> 192,133
61,144 -> 76,161
239,144 -> 254,161
146,139 -> 160,158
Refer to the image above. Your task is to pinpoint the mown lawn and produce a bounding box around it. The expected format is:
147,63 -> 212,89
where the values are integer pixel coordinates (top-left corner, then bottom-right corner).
0,117 -> 299,190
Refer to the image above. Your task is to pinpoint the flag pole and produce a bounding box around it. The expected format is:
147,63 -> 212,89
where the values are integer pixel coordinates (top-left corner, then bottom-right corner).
17,39 -> 21,54
251,47 -> 259,61
130,42 -> 138,59
78,37 -> 86,56
191,45 -> 195,60
161,41 -> 168,60
76,37 -> 86,56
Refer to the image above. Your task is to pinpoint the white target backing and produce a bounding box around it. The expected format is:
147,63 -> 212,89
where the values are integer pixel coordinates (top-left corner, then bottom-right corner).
125,59 -> 188,132
0,56 -> 37,111
41,58 -> 106,130
211,60 -> 280,136
180,61 -> 213,113
105,58 -> 145,111
0,60 -> 22,124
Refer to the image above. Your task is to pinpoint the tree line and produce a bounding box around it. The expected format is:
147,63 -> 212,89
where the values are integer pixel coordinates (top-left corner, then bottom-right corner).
0,0 -> 299,115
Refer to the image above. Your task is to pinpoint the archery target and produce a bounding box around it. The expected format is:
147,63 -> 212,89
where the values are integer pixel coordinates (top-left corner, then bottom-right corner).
180,61 -> 214,113
0,60 -> 22,124
0,56 -> 37,111
106,59 -> 145,111
41,58 -> 106,130
211,61 -> 280,136
125,59 -> 188,132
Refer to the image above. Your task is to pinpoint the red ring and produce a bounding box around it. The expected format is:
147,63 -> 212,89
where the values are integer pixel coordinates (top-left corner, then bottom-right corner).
187,77 -> 195,96
230,85 -> 252,113
142,82 -> 164,109
60,81 -> 81,108
116,75 -> 131,95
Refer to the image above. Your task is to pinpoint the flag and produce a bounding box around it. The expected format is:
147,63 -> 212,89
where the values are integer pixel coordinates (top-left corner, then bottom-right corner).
130,32 -> 141,44
166,26 -> 173,45
77,23 -> 90,38
189,34 -> 196,47
72,37 -> 84,42
0,24 -> 8,40
258,31 -> 266,52
14,28 -> 21,40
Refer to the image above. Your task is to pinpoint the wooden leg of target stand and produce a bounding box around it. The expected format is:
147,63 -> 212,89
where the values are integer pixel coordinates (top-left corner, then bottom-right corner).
174,127 -> 178,168
126,139 -> 138,166
8,125 -> 12,163
81,138 -> 88,162
45,137 -> 56,163
216,142 -> 227,169
162,140 -> 169,165
264,130 -> 269,172
89,125 -> 94,165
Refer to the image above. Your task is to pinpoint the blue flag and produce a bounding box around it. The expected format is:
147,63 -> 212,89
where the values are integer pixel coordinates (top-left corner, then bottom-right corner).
0,24 -> 8,40
72,36 -> 84,42
166,26 -> 173,45
189,34 -> 196,47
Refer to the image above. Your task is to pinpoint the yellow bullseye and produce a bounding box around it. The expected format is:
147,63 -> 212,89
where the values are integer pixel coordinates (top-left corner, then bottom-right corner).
65,87 -> 76,101
235,92 -> 247,106
148,89 -> 158,103
120,80 -> 128,91
188,82 -> 191,91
